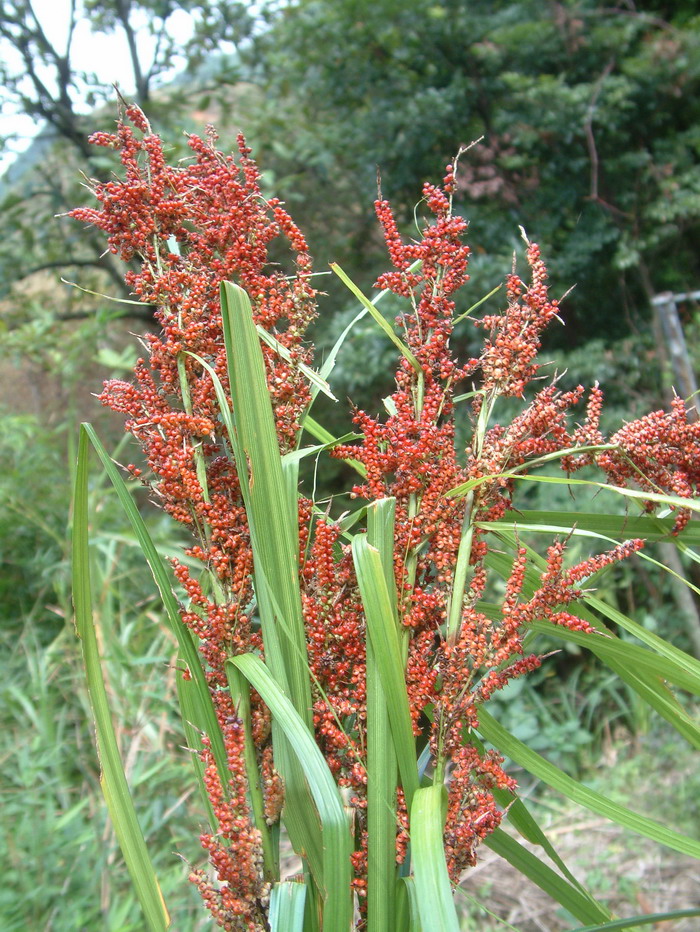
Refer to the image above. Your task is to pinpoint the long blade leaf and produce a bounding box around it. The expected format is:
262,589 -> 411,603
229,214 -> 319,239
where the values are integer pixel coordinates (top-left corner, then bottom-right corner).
477,707 -> 700,858
219,282 -> 324,885
229,654 -> 352,932
484,829 -> 610,926
484,546 -> 700,749
529,621 -> 700,698
483,509 -> 700,545
352,535 -> 419,811
256,324 -> 337,401
220,281 -> 313,721
269,881 -> 307,931
366,500 -> 400,932
411,785 -> 460,932
73,428 -> 170,931
78,423 -> 229,790
569,909 -> 700,931
330,262 -> 422,375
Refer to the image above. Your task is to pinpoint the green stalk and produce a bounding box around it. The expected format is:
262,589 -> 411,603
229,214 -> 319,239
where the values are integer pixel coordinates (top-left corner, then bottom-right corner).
227,663 -> 278,881
366,500 -> 400,932
445,489 -> 476,647
177,353 -> 212,507
445,392 -> 494,646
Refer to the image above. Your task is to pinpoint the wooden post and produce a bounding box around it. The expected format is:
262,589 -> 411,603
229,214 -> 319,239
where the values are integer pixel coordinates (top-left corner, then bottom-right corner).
651,289 -> 700,657
651,290 -> 700,418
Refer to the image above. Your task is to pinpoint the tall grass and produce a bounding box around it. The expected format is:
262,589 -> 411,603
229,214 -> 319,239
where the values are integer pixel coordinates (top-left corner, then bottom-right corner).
69,105 -> 700,930
1,503 -> 208,930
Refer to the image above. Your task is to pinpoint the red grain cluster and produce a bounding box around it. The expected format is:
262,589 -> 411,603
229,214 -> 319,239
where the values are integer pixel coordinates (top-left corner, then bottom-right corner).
476,240 -> 562,397
331,173 -> 658,881
73,108 -> 698,921
71,106 -> 316,927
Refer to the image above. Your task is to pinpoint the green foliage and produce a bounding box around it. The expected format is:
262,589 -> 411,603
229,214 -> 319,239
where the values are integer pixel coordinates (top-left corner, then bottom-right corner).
0,558 -> 204,930
247,0 -> 700,346
74,427 -> 170,931
2,6 -> 699,920
0,412 -> 70,635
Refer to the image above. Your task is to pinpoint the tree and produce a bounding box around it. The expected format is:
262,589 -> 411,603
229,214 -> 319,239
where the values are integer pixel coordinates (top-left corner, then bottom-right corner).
0,0 -> 258,307
245,0 -> 700,350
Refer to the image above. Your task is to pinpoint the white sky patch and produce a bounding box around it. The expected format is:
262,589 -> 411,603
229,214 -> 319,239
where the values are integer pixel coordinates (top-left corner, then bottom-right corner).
1,0 -> 196,174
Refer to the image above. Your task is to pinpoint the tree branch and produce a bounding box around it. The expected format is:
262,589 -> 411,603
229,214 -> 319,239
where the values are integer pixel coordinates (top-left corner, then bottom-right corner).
583,58 -> 615,203
13,258 -> 114,282
116,0 -> 149,103
56,305 -> 155,323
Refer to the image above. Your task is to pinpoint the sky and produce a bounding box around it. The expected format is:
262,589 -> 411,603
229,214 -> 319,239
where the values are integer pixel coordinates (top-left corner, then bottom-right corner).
0,0 -> 195,174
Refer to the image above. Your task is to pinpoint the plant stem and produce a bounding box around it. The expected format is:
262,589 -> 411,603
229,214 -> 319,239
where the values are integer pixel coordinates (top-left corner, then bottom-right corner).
446,490 -> 476,647
446,391 -> 495,646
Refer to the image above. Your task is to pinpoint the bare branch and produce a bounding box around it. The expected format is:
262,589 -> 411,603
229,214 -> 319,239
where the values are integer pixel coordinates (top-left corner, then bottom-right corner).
115,0 -> 149,103
12,258 -> 115,281
65,0 -> 77,61
583,58 -> 615,203
146,4 -> 173,86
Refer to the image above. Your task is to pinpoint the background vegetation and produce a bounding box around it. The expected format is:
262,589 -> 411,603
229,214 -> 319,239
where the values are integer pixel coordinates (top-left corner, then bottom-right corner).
1,1 -> 699,929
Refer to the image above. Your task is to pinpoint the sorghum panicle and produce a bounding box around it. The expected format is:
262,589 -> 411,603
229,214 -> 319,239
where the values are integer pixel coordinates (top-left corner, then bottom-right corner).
73,107 -> 699,923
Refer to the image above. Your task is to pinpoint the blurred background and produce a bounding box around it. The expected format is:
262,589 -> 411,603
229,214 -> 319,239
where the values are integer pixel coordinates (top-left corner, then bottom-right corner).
1,2 -> 699,929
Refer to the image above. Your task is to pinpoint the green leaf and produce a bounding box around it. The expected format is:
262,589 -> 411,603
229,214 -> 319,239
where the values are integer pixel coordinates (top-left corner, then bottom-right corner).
269,881 -> 307,931
220,281 -> 312,718
484,544 -> 700,749
352,535 -> 419,812
315,257 -> 422,401
226,663 -> 278,879
228,654 -> 353,932
468,735 -> 608,917
447,447 -> 618,498
447,452 -> 700,519
175,669 -> 217,832
282,433 -> 360,468
481,509 -> 700,597
396,877 -> 422,932
477,707 -> 700,858
219,282 -> 324,884
569,909 -> 700,932
494,473 -> 700,515
484,830 -> 610,926
256,323 -> 337,401
301,414 -> 367,476
484,509 -> 700,545
585,595 -> 700,688
73,428 -> 169,932
411,785 -> 460,932
529,620 -> 700,698
330,262 -> 423,376
77,424 -> 229,794
366,500 -> 400,932
452,282 -> 503,324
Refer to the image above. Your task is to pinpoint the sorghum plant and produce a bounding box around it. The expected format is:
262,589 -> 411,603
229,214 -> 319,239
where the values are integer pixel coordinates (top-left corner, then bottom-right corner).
72,105 -> 700,931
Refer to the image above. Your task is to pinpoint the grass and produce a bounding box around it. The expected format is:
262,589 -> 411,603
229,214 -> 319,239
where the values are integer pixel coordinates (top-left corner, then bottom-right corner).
2,583 -> 697,930
0,512 -> 210,931
458,720 -> 700,932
